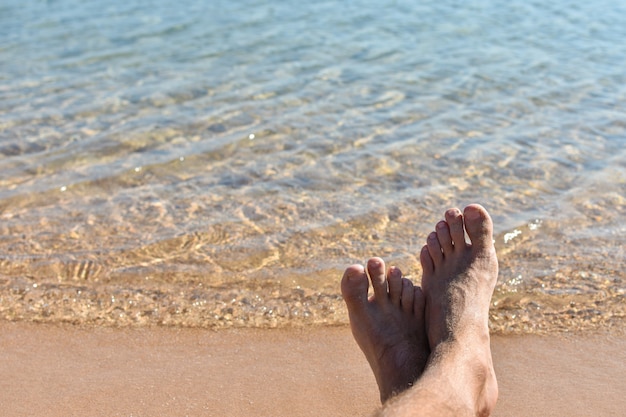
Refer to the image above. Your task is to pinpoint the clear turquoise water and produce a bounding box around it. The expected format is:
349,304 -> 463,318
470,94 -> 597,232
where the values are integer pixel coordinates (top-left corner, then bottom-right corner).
1,0 -> 625,332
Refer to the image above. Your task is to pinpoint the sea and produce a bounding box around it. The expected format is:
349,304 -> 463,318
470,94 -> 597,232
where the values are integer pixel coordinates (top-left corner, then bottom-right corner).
1,0 -> 624,334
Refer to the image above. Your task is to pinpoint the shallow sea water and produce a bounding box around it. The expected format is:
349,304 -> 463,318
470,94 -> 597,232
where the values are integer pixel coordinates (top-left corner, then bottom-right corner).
1,0 -> 625,333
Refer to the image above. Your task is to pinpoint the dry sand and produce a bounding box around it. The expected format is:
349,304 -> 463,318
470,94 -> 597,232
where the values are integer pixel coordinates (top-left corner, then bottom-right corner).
1,321 -> 625,417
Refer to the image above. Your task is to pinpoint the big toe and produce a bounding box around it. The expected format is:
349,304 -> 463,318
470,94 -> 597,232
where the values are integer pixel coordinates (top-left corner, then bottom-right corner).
341,264 -> 369,310
463,204 -> 494,251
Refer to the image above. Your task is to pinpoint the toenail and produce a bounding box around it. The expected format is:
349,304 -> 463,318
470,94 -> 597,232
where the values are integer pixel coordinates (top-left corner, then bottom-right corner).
447,208 -> 461,217
369,259 -> 381,267
436,221 -> 447,229
346,266 -> 364,279
347,270 -> 361,279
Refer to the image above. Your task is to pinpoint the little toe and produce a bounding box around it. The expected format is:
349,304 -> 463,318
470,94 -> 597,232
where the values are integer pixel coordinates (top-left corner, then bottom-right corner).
341,264 -> 369,310
420,245 -> 434,274
445,208 -> 466,248
463,204 -> 494,252
367,257 -> 389,303
400,277 -> 415,313
426,232 -> 443,265
388,266 -> 403,306
435,220 -> 453,255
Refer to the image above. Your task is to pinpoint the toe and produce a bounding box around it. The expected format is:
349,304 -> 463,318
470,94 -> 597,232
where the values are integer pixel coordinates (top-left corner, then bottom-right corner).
413,286 -> 426,319
426,232 -> 443,265
445,208 -> 466,248
388,266 -> 403,306
400,277 -> 415,313
420,245 -> 434,274
367,257 -> 389,303
435,220 -> 453,255
341,264 -> 369,309
463,204 -> 494,252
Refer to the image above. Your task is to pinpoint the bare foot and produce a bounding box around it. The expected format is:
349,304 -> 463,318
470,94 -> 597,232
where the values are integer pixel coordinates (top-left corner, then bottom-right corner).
341,257 -> 430,403
420,204 -> 499,415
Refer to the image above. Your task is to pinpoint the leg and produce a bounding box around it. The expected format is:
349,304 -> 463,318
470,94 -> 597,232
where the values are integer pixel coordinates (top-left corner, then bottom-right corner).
377,204 -> 499,416
341,258 -> 430,403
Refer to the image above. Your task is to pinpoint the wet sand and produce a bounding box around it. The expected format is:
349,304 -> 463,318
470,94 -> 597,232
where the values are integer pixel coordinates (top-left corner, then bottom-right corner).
1,322 -> 624,417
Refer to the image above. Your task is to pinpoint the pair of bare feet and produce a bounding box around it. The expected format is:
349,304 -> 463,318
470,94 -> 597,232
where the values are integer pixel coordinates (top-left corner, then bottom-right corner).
341,204 -> 499,416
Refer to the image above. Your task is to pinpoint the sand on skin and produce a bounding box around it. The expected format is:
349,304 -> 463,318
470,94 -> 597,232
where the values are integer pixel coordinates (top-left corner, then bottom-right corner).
0,322 -> 625,417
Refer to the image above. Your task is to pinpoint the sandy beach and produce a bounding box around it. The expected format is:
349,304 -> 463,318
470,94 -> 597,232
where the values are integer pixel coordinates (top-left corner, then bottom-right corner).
1,322 -> 624,417
2,2 -> 625,416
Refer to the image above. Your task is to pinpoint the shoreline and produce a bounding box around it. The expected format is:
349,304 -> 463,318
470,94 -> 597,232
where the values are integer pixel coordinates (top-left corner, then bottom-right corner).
1,321 -> 625,416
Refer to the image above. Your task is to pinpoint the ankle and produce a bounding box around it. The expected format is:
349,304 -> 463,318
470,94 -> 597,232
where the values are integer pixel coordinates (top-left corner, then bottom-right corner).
428,340 -> 497,416
476,360 -> 498,417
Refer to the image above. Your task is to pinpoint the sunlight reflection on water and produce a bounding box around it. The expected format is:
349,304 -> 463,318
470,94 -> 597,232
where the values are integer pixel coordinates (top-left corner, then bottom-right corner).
1,0 -> 625,332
